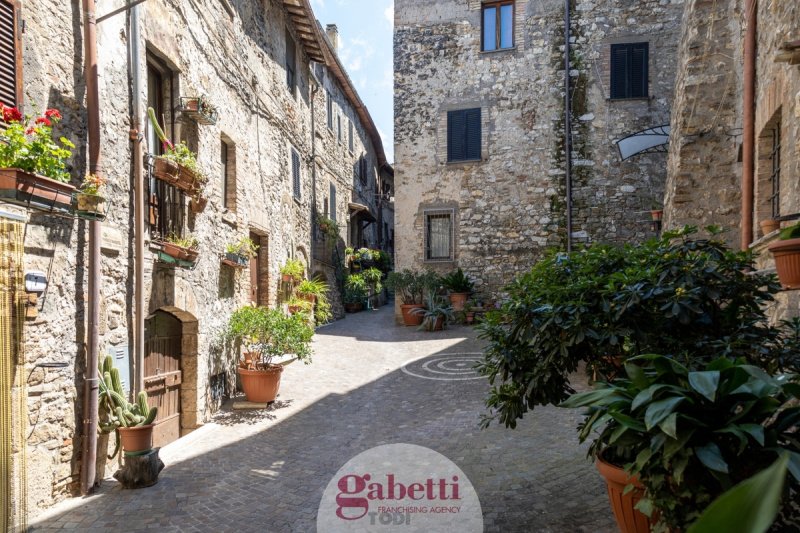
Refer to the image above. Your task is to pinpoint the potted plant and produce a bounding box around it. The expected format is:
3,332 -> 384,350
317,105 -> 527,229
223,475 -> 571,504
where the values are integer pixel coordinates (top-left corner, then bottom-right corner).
464,300 -> 476,325
0,105 -> 76,214
561,355 -> 800,533
362,267 -> 383,308
227,306 -> 314,403
280,258 -> 305,283
179,96 -> 218,125
344,273 -> 368,313
223,236 -> 259,268
768,221 -> 800,289
294,277 -> 333,325
411,294 -> 454,332
286,296 -> 313,316
97,355 -> 158,457
160,233 -> 200,264
386,270 -> 426,326
75,173 -> 108,220
148,107 -> 207,195
442,268 -> 474,311
317,214 -> 339,241
650,202 -> 664,222
760,218 -> 781,236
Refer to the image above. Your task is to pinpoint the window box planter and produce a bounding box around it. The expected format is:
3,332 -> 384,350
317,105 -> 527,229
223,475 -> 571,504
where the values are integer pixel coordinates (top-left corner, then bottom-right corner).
768,237 -> 800,289
178,97 -> 218,125
158,241 -> 199,264
74,192 -> 107,221
0,168 -> 75,215
221,252 -> 248,269
189,195 -> 208,213
152,156 -> 199,194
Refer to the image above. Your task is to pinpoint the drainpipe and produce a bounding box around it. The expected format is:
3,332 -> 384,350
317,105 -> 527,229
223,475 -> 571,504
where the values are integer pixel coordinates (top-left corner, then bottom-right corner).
310,66 -> 320,253
564,0 -> 573,252
130,0 -> 145,396
80,0 -> 102,496
741,0 -> 757,250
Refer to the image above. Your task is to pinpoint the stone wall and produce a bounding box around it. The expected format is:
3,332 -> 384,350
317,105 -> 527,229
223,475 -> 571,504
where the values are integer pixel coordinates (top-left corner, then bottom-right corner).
8,0 -> 387,521
394,0 -> 682,306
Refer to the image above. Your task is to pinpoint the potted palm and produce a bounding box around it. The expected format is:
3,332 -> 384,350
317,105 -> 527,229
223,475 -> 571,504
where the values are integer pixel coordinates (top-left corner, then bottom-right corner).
280,259 -> 305,283
442,268 -> 474,311
227,306 -> 314,403
75,173 -> 108,220
0,105 -> 76,215
768,221 -> 800,289
344,273 -> 368,313
412,294 -> 454,332
222,236 -> 259,268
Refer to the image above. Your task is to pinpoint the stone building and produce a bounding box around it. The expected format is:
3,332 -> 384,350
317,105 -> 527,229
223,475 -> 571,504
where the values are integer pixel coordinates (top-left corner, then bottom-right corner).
0,0 -> 390,525
663,0 -> 800,318
393,0 -> 684,303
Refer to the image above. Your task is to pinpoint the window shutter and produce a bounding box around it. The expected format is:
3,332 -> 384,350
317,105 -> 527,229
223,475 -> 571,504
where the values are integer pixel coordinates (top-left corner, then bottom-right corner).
465,108 -> 481,160
0,0 -> 22,110
447,110 -> 467,162
630,43 -> 648,98
292,149 -> 301,199
330,183 -> 336,222
610,44 -> 629,99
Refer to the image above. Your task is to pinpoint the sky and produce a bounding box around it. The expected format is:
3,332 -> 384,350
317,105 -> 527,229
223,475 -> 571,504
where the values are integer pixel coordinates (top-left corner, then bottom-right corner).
310,0 -> 395,164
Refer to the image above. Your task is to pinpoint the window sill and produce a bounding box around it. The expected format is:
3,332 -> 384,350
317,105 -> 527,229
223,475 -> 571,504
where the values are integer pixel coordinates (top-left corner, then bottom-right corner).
607,96 -> 651,102
481,47 -> 517,55
446,159 -> 484,166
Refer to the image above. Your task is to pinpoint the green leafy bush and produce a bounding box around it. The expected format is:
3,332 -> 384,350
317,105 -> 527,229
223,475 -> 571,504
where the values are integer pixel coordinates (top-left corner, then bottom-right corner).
280,259 -> 306,282
344,273 -> 368,304
386,269 -> 441,305
442,268 -> 474,293
226,306 -> 314,366
0,105 -> 74,182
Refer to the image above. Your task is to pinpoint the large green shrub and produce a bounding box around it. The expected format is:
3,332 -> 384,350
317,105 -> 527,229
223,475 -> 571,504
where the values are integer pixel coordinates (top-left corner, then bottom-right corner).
477,227 -> 786,429
226,306 -> 314,366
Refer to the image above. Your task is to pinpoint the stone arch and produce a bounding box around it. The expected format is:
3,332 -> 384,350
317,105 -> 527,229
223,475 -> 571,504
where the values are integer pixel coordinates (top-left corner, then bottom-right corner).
295,245 -> 309,276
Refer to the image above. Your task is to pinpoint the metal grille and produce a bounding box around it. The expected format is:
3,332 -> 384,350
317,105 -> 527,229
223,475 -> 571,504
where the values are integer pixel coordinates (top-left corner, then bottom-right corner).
424,209 -> 454,262
147,157 -> 185,240
291,148 -> 301,199
769,126 -> 781,219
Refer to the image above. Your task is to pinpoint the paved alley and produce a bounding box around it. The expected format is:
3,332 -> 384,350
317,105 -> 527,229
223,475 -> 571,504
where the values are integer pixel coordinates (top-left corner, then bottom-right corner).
30,305 -> 615,532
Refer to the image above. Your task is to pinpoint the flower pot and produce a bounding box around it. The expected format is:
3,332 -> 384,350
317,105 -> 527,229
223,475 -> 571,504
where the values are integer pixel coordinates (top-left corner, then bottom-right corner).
222,252 -> 248,269
190,195 -> 208,213
238,365 -> 284,403
118,424 -> 154,454
449,292 -> 469,312
427,316 -> 445,331
760,218 -> 781,236
75,192 -> 106,219
650,210 -> 663,222
0,168 -> 75,215
288,304 -> 305,314
161,242 -> 199,263
299,293 -> 316,304
400,304 -> 425,326
596,454 -> 651,533
768,238 -> 800,289
466,312 -> 475,325
344,302 -> 363,313
153,157 -> 180,185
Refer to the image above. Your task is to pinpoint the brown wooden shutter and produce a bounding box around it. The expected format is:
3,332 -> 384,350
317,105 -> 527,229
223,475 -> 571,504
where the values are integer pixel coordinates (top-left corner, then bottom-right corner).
0,0 -> 22,109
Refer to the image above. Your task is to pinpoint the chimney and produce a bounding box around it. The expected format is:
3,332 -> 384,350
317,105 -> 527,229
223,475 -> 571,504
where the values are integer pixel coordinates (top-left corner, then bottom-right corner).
326,24 -> 339,55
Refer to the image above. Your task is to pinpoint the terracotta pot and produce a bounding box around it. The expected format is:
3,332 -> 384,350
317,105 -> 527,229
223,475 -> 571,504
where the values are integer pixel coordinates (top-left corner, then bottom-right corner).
299,293 -> 316,304
596,454 -> 651,533
0,168 -> 75,214
178,165 -> 201,192
344,302 -> 363,313
288,304 -> 305,314
760,219 -> 781,236
768,238 -> 800,289
282,274 -> 293,283
161,242 -> 199,263
650,210 -> 663,222
449,292 -> 469,312
400,304 -> 425,326
425,316 -> 444,331
190,195 -> 208,213
238,365 -> 284,403
466,312 -> 475,325
183,98 -> 200,111
153,157 -> 180,185
118,424 -> 154,454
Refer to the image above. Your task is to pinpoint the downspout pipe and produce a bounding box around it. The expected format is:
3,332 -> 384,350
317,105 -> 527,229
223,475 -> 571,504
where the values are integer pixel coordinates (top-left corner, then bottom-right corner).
80,0 -> 102,496
310,65 -> 320,251
564,0 -> 573,253
741,0 -> 757,250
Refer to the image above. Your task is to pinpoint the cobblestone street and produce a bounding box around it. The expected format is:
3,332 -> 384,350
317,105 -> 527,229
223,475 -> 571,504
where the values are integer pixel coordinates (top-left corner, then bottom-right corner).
30,305 -> 615,532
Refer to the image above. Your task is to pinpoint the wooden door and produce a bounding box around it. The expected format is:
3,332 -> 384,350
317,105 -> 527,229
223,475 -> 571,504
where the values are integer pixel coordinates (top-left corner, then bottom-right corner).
144,311 -> 182,448
249,232 -> 260,304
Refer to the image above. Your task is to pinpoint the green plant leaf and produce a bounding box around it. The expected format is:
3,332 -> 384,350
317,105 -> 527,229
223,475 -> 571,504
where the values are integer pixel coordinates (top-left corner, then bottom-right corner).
688,371 -> 720,402
658,412 -> 678,439
644,397 -> 684,430
560,388 -> 621,408
687,454 -> 788,533
696,442 -> 729,473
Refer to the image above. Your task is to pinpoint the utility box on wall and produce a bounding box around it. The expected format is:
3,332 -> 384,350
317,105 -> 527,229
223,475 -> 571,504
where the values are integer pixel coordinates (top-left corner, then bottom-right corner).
108,345 -> 130,395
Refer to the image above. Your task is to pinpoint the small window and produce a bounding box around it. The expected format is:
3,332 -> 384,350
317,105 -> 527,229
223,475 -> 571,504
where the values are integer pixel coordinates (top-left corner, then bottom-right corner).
0,0 -> 22,112
286,29 -> 296,93
610,43 -> 649,99
329,183 -> 337,223
348,120 -> 354,152
326,91 -> 333,130
221,137 -> 236,211
757,111 -> 782,222
291,148 -> 301,200
447,108 -> 481,162
357,156 -> 369,186
482,1 -> 514,52
337,114 -> 342,143
424,210 -> 454,262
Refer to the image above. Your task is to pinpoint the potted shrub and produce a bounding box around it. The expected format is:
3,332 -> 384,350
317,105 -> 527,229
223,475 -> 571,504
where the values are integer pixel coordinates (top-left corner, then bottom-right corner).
97,355 -> 158,456
160,233 -> 199,264
280,258 -> 305,283
227,306 -> 314,403
75,173 -> 108,220
362,267 -> 383,308
442,268 -> 474,311
179,96 -> 218,125
386,270 -> 426,326
344,273 -> 368,313
411,294 -> 454,332
148,107 -> 207,195
768,221 -> 800,289
0,105 -> 76,214
561,355 -> 800,533
223,236 -> 259,269
295,277 -> 333,325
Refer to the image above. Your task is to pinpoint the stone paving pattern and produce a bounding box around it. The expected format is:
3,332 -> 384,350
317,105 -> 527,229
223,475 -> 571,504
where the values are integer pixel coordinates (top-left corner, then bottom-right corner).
30,305 -> 615,532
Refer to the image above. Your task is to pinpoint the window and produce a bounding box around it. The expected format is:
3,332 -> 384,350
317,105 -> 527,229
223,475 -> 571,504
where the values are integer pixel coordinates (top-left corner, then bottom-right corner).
758,112 -> 782,222
357,156 -> 369,186
329,183 -> 337,222
482,1 -> 514,52
291,148 -> 301,200
447,108 -> 481,162
0,0 -> 22,112
769,126 -> 781,218
424,210 -> 454,262
326,91 -> 333,130
610,43 -> 649,99
348,120 -> 354,152
337,114 -> 342,143
221,137 -> 236,211
286,29 -> 296,93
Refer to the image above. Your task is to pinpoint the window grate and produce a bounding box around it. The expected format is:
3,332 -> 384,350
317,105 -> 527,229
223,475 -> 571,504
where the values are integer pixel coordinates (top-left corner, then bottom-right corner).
291,148 -> 301,200
768,127 -> 781,219
424,209 -> 454,262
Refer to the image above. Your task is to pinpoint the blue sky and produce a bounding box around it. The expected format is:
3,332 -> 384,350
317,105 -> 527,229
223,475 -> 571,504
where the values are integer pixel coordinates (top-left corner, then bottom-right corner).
310,0 -> 395,163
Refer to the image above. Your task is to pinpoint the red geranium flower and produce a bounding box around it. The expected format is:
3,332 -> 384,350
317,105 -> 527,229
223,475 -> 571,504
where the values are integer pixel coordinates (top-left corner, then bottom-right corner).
25,127 -> 35,135
45,109 -> 62,120
35,116 -> 52,127
2,106 -> 22,123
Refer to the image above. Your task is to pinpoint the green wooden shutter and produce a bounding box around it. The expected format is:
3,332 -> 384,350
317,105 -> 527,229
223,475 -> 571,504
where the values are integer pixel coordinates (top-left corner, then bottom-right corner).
465,108 -> 481,160
0,0 -> 21,110
630,43 -> 648,98
447,110 -> 467,162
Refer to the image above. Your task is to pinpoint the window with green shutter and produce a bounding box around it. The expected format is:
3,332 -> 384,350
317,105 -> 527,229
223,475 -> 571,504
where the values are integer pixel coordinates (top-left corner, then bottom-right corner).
291,148 -> 301,200
0,0 -> 22,111
610,43 -> 649,100
447,108 -> 481,162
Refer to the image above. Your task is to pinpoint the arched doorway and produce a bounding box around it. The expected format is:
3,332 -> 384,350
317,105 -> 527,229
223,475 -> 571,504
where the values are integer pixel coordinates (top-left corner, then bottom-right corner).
144,307 -> 198,448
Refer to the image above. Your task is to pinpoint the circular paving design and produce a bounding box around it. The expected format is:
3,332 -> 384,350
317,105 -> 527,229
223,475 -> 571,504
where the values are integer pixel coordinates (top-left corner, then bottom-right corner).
401,353 -> 484,381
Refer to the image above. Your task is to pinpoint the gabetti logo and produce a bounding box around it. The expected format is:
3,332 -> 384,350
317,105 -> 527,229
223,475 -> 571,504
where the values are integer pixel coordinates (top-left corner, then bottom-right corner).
317,444 -> 483,532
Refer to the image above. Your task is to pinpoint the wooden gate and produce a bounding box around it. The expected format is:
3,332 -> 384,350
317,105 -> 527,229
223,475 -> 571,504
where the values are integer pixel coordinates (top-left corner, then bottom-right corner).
144,310 -> 183,448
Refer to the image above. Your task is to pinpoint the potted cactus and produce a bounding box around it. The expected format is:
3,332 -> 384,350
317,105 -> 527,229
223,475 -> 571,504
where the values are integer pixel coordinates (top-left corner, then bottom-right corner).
97,355 -> 158,456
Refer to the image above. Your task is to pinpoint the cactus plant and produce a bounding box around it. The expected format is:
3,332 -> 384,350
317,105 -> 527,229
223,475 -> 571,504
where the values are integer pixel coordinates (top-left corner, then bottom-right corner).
97,355 -> 158,458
